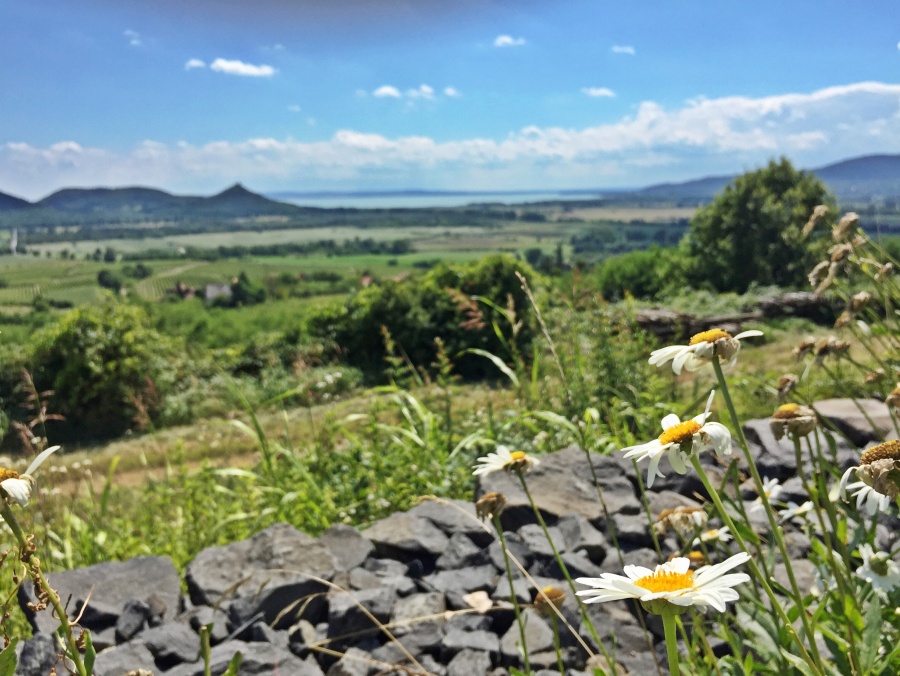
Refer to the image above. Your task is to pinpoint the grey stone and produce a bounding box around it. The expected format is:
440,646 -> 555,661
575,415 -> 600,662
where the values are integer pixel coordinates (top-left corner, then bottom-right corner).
476,447 -> 641,531
326,646 -> 374,676
320,524 -> 375,572
391,592 -> 446,632
518,524 -> 565,559
540,550 -> 605,580
163,639 -> 322,676
407,499 -> 494,546
499,608 -> 554,664
16,633 -> 60,676
488,533 -> 533,572
73,598 -> 120,632
19,556 -> 181,636
141,622 -> 201,669
188,605 -> 231,645
115,599 -> 151,643
422,565 -> 496,595
773,559 -> 817,597
92,641 -> 157,676
436,532 -> 488,570
441,629 -> 500,661
610,513 -> 654,547
362,513 -> 450,564
363,558 -> 408,578
89,627 -> 118,652
327,587 -> 397,648
447,649 -> 492,676
446,614 -> 493,632
185,523 -> 336,609
557,514 -> 608,563
815,398 -> 895,446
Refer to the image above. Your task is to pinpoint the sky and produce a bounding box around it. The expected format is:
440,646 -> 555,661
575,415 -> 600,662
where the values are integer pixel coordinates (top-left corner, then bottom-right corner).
2,0 -> 900,200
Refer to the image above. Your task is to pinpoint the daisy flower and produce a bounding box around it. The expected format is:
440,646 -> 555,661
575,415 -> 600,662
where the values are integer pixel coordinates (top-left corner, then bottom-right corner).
856,544 -> 900,598
779,501 -> 814,523
622,391 -> 731,488
0,446 -> 60,507
839,440 -> 900,515
649,328 -> 764,375
692,526 -> 732,546
654,506 -> 707,537
473,445 -> 538,477
769,403 -> 817,441
576,551 -> 751,615
750,477 -> 784,513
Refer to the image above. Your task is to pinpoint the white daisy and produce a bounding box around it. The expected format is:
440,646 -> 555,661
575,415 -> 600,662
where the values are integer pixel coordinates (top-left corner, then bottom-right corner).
622,391 -> 731,488
692,526 -> 732,546
0,446 -> 60,506
472,445 -> 539,477
649,328 -> 764,375
575,551 -> 751,615
750,477 -> 784,513
838,441 -> 900,515
856,544 -> 900,598
779,501 -> 814,523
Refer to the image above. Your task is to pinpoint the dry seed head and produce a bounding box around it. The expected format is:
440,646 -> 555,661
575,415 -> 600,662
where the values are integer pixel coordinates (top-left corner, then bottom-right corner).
793,338 -> 816,359
886,384 -> 900,411
776,373 -> 799,400
808,260 -> 830,287
802,204 -> 829,237
875,262 -> 894,280
834,311 -> 853,328
475,492 -> 507,521
860,440 -> 900,466
534,585 -> 566,614
833,212 -> 859,241
849,291 -> 871,312
864,369 -> 885,384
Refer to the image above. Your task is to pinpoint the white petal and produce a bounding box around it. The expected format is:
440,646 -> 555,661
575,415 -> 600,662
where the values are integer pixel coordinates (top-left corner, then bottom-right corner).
1,477 -> 33,506
622,565 -> 655,580
703,389 -> 715,418
838,466 -> 857,499
672,349 -> 693,375
734,330 -> 764,340
693,552 -> 751,587
668,446 -> 687,474
660,414 -> 681,430
25,445 -> 60,476
649,345 -> 687,367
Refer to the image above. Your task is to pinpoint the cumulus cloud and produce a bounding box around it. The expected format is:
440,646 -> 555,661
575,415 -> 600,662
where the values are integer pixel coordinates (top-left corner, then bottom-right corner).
407,84 -> 435,100
373,85 -> 401,98
185,58 -> 206,70
582,87 -> 615,98
209,58 -> 275,77
124,29 -> 142,47
444,86 -> 461,97
4,81 -> 900,198
494,35 -> 525,47
611,45 -> 635,55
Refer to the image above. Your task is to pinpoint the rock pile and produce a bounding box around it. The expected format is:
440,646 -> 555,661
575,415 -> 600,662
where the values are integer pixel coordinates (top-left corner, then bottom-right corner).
15,399 -> 898,676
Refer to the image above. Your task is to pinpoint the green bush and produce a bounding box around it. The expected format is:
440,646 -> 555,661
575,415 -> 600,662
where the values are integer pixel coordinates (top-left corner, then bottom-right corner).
595,246 -> 680,300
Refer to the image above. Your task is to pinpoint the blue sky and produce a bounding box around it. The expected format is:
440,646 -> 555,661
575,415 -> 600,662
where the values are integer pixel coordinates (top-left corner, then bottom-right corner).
2,0 -> 899,200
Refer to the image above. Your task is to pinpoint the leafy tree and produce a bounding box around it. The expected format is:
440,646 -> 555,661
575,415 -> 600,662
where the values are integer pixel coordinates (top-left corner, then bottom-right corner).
97,269 -> 124,292
684,157 -> 835,292
31,300 -> 172,439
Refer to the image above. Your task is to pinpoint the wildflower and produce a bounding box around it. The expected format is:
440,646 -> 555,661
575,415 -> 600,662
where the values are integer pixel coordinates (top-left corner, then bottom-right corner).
802,204 -> 830,237
814,336 -> 850,363
575,551 -> 751,615
533,585 -> 566,616
807,260 -> 831,288
864,369 -> 886,384
886,383 -> 900,412
473,446 -> 539,476
750,477 -> 783,513
793,337 -> 817,360
769,403 -> 817,440
649,328 -> 764,375
0,446 -> 60,507
848,291 -> 871,313
856,544 -> 900,598
832,212 -> 859,241
654,506 -> 708,536
692,526 -> 732,546
475,492 -> 508,520
834,310 -> 853,329
839,440 -> 900,515
622,391 -> 731,488
776,373 -> 799,401
814,263 -> 840,295
829,242 -> 854,263
682,550 -> 708,568
779,501 -> 814,523
874,261 -> 894,280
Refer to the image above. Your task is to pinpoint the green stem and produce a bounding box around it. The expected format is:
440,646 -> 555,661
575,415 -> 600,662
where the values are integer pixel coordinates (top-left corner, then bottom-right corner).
494,515 -> 531,675
0,501 -> 88,676
551,613 -> 565,676
711,359 -> 826,673
662,610 -> 681,676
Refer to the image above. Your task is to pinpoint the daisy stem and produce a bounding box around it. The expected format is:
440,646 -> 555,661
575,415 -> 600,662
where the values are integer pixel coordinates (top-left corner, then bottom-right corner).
492,514 -> 532,675
661,610 -> 681,676
688,456 -> 822,676
0,499 -> 88,676
711,358 -> 826,673
551,612 -> 565,675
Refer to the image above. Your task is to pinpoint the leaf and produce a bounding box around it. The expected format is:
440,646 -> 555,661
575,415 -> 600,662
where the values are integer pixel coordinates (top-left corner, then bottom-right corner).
83,630 -> 96,675
222,651 -> 243,676
780,649 -> 817,676
0,639 -> 17,676
462,349 -> 519,386
860,596 -> 882,674
529,410 -> 581,439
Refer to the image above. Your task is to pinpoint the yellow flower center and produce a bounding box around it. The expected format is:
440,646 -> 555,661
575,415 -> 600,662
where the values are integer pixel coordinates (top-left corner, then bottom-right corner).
772,403 -> 801,419
510,451 -> 527,461
686,551 -> 707,566
634,569 -> 695,593
0,469 -> 19,482
860,440 -> 900,465
689,328 -> 732,345
658,420 -> 701,446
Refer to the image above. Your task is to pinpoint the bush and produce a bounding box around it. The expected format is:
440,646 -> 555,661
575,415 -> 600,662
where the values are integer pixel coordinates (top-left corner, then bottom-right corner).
595,247 -> 679,300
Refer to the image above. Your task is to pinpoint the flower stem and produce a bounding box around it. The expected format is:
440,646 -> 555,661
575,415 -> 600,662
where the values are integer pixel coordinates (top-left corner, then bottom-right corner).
493,514 -> 531,675
661,610 -> 681,676
551,612 -> 565,675
0,500 -> 88,676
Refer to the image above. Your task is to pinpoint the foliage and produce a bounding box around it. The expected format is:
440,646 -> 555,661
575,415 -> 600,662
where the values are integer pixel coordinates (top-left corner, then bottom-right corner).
594,246 -> 682,300
684,157 -> 836,292
30,299 -> 174,438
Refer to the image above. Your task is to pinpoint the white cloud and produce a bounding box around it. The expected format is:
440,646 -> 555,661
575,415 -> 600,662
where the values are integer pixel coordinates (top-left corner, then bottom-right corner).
611,45 -> 635,55
209,58 -> 275,77
444,86 -> 461,98
494,35 -> 525,47
185,58 -> 206,70
287,104 -> 302,113
582,87 -> 615,98
124,30 -> 142,47
4,81 -> 900,198
407,84 -> 435,100
373,85 -> 401,98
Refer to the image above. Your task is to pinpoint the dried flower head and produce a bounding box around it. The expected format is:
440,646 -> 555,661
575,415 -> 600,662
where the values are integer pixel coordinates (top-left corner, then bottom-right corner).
832,212 -> 859,241
875,262 -> 894,281
533,585 -> 566,616
848,291 -> 872,313
776,373 -> 799,401
814,336 -> 851,363
839,440 -> 900,514
770,403 -> 817,440
802,204 -> 830,237
807,260 -> 830,288
886,383 -> 900,411
654,505 -> 708,536
829,242 -> 854,264
792,337 -> 817,360
475,492 -> 508,521
834,311 -> 853,329
864,369 -> 886,384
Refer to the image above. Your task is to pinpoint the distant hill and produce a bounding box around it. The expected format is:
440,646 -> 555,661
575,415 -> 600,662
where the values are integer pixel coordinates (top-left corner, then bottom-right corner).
636,154 -> 900,204
0,190 -> 31,212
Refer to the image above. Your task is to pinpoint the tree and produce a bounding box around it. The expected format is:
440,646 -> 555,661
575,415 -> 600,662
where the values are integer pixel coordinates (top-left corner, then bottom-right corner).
684,158 -> 836,292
